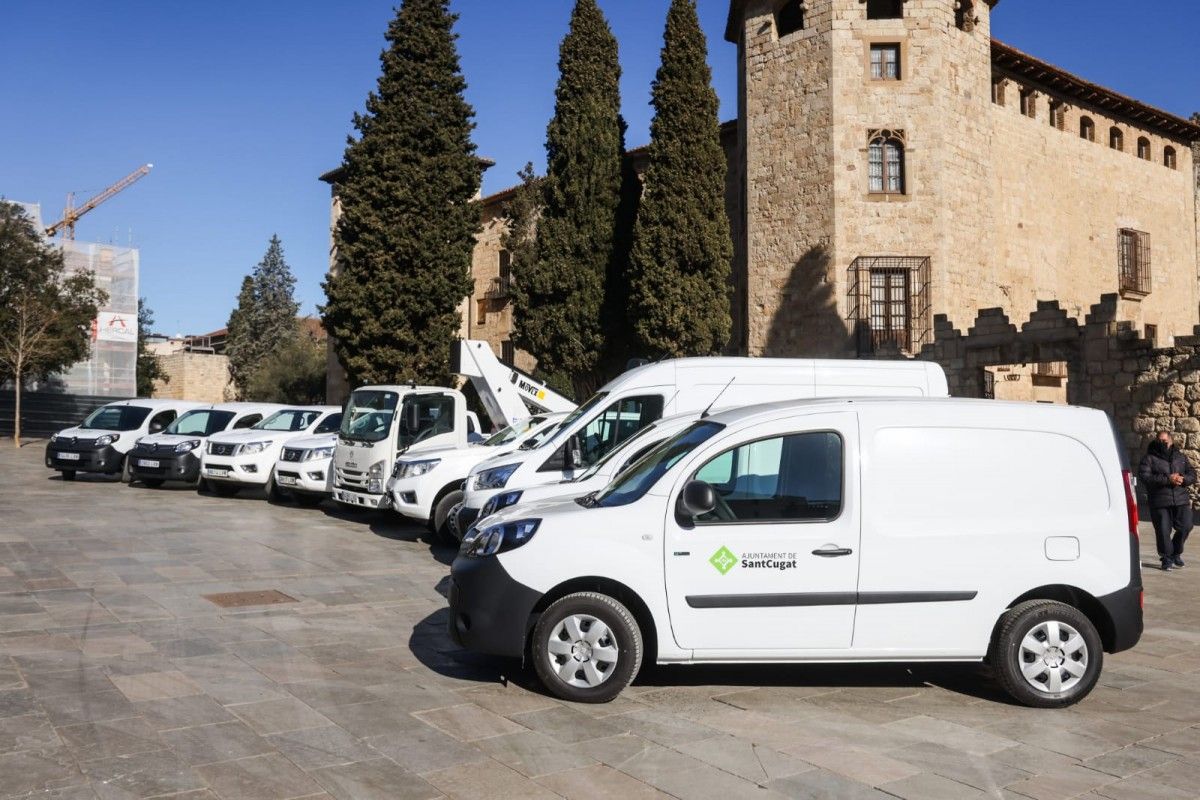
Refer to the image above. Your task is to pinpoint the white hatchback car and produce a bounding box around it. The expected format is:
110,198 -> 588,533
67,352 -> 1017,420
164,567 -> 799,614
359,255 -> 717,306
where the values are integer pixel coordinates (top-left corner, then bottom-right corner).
450,397 -> 1142,708
200,406 -> 342,498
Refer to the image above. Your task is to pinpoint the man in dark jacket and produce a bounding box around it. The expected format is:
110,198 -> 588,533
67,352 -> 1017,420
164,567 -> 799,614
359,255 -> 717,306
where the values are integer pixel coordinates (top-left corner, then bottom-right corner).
1139,431 -> 1196,571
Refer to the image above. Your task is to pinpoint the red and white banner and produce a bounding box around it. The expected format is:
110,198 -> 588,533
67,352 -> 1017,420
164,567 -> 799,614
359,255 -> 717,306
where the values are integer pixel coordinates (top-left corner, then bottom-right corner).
94,311 -> 138,344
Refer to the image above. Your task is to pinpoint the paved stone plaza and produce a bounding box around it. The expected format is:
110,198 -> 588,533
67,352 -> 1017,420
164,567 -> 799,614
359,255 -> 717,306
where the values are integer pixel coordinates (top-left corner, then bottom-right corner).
2,444 -> 1200,799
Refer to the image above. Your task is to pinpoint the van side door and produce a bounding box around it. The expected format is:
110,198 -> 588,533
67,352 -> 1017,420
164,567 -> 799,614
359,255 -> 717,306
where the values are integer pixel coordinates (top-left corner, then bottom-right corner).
663,412 -> 860,652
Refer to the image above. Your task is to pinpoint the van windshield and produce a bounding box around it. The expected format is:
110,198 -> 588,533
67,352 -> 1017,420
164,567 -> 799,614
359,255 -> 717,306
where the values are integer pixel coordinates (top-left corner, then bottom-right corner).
482,415 -> 547,447
577,419 -> 663,481
166,410 -> 236,437
541,392 -> 608,449
340,390 -> 398,443
80,405 -> 152,431
593,422 -> 724,508
254,409 -> 323,432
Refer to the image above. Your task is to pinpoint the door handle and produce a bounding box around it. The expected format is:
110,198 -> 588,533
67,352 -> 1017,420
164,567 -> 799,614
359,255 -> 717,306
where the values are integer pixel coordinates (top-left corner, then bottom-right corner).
811,546 -> 853,557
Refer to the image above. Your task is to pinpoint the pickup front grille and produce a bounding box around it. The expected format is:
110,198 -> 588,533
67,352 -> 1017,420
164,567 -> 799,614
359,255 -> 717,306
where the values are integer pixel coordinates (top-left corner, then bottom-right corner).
281,448 -> 304,462
208,442 -> 238,457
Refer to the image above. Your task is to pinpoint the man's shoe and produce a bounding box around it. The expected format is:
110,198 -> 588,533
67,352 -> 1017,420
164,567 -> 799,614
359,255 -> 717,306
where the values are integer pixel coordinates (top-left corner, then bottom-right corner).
1162,560 -> 1174,572
1173,556 -> 1185,568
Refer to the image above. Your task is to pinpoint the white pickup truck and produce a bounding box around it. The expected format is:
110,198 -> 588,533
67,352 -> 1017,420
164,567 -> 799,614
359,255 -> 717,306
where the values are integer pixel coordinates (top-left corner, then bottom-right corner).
273,433 -> 339,506
199,406 -> 342,498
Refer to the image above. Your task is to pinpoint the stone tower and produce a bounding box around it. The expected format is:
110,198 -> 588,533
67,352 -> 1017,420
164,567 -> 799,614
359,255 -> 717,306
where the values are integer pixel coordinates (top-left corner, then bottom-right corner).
727,0 -> 997,356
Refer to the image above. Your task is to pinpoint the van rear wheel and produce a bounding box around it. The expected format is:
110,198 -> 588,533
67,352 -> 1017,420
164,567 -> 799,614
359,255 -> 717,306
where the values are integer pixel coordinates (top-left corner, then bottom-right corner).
532,592 -> 642,704
989,600 -> 1102,708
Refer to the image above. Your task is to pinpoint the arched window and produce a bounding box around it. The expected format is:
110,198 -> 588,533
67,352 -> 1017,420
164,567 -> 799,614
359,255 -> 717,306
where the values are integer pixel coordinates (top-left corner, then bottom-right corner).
866,0 -> 904,19
775,0 -> 804,37
1137,137 -> 1151,160
1109,127 -> 1123,151
868,131 -> 905,195
1079,116 -> 1095,142
1164,146 -> 1178,170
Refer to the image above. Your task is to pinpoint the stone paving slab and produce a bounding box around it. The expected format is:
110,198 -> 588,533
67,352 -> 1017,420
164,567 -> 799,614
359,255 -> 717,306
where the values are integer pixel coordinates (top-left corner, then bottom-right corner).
2,443 -> 1200,799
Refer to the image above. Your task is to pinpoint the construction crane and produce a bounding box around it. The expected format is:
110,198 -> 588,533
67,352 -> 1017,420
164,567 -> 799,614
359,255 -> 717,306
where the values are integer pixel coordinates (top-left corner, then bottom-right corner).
44,164 -> 153,240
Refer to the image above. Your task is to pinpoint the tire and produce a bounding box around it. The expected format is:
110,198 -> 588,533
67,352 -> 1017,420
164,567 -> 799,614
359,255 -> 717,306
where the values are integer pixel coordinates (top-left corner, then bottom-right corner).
293,493 -> 323,508
210,482 -> 240,498
431,490 -> 463,545
265,472 -> 283,503
61,470 -> 76,481
119,456 -> 132,484
532,592 -> 643,704
142,479 -> 164,488
989,599 -> 1102,708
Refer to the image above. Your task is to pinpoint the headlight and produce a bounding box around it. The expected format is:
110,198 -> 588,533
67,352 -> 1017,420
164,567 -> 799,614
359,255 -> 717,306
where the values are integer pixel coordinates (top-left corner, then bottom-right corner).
95,434 -> 119,447
174,440 -> 201,453
464,518 -> 541,558
50,433 -> 60,443
395,458 -> 440,479
473,463 -> 519,490
304,446 -> 334,461
480,490 -> 523,519
367,460 -> 386,494
241,440 -> 272,454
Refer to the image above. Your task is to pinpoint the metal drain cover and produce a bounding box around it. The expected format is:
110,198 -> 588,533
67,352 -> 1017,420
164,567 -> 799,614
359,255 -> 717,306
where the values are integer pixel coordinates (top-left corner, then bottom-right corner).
203,589 -> 297,608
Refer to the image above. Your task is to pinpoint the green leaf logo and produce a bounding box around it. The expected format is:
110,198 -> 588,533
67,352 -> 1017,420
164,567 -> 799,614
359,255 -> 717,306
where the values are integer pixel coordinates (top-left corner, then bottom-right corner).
709,546 -> 738,575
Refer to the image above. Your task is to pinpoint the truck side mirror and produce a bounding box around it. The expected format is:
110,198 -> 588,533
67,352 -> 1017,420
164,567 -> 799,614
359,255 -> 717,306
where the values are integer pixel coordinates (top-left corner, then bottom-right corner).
563,435 -> 583,470
677,480 -> 717,520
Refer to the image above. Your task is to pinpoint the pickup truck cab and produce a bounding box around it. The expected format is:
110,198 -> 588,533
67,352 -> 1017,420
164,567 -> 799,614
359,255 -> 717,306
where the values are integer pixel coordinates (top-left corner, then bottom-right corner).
450,397 -> 1142,708
45,399 -> 205,481
388,412 -> 567,540
199,406 -> 342,498
274,433 -> 338,506
127,402 -> 284,488
331,385 -> 472,509
455,357 -> 949,535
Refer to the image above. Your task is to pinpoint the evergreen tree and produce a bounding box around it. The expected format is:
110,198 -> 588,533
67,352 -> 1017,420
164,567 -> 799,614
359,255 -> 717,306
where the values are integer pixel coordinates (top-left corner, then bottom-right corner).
321,0 -> 480,387
0,202 -> 106,446
245,322 -> 326,404
224,276 -> 257,395
224,236 -> 299,398
136,298 -> 167,397
628,0 -> 732,357
516,0 -> 624,396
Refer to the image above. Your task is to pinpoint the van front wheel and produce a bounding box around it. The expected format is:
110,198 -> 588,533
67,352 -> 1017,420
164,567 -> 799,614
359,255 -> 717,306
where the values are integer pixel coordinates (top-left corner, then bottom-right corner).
532,592 -> 642,704
989,600 -> 1102,708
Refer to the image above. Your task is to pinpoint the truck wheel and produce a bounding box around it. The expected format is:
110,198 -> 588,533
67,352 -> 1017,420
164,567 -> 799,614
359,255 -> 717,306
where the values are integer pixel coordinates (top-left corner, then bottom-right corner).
532,592 -> 642,704
989,600 -> 1102,708
61,470 -> 76,481
431,490 -> 463,544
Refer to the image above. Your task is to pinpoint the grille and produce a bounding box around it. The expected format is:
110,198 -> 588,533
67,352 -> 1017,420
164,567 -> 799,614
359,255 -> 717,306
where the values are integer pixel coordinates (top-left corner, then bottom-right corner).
281,448 -> 304,462
847,255 -> 931,356
209,442 -> 238,457
55,436 -> 97,449
277,470 -> 301,480
336,467 -> 370,491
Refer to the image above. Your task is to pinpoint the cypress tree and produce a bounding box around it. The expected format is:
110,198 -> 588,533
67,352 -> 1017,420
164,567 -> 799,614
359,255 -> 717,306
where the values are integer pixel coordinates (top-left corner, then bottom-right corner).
253,235 -> 299,352
321,0 -> 480,387
628,0 -> 732,357
515,0 -> 623,396
224,275 -> 257,395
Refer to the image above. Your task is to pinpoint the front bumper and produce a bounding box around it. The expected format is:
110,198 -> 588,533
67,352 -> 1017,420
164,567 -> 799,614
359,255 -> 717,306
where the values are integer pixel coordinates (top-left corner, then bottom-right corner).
200,456 -> 271,486
128,451 -> 201,483
275,460 -> 332,496
45,443 -> 123,474
448,555 -> 543,658
333,486 -> 391,509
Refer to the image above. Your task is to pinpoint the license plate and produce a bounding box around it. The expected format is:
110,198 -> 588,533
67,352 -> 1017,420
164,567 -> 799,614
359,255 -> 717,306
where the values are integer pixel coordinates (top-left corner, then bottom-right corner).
57,452 -> 81,461
137,459 -> 160,468
277,475 -> 297,486
206,467 -> 230,477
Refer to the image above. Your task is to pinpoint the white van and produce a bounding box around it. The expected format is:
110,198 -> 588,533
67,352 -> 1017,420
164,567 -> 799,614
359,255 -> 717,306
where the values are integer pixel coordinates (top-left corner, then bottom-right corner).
468,412 -> 701,534
127,403 -> 284,488
200,406 -> 342,498
449,398 -> 1143,708
45,399 -> 206,481
388,412 -> 568,540
274,433 -> 338,506
454,358 -> 948,535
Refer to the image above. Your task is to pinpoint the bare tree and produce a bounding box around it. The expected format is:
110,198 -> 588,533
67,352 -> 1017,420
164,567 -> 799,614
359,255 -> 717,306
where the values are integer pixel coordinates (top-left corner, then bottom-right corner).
0,202 -> 106,446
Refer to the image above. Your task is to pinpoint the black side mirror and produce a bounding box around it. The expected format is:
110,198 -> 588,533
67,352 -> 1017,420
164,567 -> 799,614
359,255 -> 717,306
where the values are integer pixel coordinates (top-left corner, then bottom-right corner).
678,480 -> 717,520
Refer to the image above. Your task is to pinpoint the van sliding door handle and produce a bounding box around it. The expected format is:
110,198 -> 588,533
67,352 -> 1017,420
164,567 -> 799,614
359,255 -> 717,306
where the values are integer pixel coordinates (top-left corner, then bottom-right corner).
811,547 -> 853,557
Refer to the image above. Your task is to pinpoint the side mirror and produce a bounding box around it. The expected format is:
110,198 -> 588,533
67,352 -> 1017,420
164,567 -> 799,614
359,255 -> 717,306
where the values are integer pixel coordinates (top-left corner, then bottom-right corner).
677,480 -> 717,520
564,435 -> 583,470
149,421 -> 165,433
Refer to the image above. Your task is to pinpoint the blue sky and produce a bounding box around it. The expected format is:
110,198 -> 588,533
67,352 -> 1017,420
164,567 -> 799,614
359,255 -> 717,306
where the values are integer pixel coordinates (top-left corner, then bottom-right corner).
2,1 -> 1197,335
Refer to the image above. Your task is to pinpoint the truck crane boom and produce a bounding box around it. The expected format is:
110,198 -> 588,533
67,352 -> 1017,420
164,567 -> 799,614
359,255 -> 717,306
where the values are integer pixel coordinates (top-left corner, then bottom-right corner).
45,164 -> 153,240
451,339 -> 576,430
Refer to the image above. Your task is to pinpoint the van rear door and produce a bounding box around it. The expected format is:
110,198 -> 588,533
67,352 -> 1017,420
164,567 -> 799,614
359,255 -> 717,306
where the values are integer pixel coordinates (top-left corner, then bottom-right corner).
663,411 -> 860,651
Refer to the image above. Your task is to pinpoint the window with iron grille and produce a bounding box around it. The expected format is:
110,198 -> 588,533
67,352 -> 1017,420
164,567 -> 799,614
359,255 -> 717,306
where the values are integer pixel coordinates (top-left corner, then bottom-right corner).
870,44 -> 900,80
1118,229 -> 1151,296
847,256 -> 931,355
868,131 -> 905,194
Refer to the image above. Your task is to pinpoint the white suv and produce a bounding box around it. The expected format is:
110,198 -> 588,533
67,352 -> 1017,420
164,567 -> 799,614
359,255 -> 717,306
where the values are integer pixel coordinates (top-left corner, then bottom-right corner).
200,406 -> 342,498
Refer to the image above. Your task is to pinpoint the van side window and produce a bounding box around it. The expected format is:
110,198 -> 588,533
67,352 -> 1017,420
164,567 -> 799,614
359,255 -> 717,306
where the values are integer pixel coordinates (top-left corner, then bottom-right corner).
694,431 -> 843,524
578,395 -> 664,468
148,410 -> 176,433
315,413 -> 342,434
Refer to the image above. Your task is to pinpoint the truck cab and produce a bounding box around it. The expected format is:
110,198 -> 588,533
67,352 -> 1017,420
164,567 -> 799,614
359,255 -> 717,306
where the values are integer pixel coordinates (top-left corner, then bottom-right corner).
331,385 -> 469,509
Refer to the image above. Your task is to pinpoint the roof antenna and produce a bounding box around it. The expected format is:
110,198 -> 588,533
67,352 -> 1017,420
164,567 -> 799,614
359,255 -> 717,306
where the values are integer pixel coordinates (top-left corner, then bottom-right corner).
700,378 -> 735,419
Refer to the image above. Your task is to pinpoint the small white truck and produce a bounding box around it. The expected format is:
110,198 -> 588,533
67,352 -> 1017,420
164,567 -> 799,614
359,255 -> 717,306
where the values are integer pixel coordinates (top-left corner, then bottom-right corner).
273,432 -> 339,506
199,406 -> 342,498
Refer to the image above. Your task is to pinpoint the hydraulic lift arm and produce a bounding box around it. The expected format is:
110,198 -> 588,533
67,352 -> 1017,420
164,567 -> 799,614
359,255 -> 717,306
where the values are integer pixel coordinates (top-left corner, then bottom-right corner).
452,340 -> 576,429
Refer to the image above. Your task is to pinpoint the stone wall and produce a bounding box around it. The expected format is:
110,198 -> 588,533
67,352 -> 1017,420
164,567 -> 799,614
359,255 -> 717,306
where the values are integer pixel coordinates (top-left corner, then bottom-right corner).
152,353 -> 232,403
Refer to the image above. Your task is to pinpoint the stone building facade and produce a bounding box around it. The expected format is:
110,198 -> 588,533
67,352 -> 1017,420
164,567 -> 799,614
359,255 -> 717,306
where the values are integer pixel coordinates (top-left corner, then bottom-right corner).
726,0 -> 1200,361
